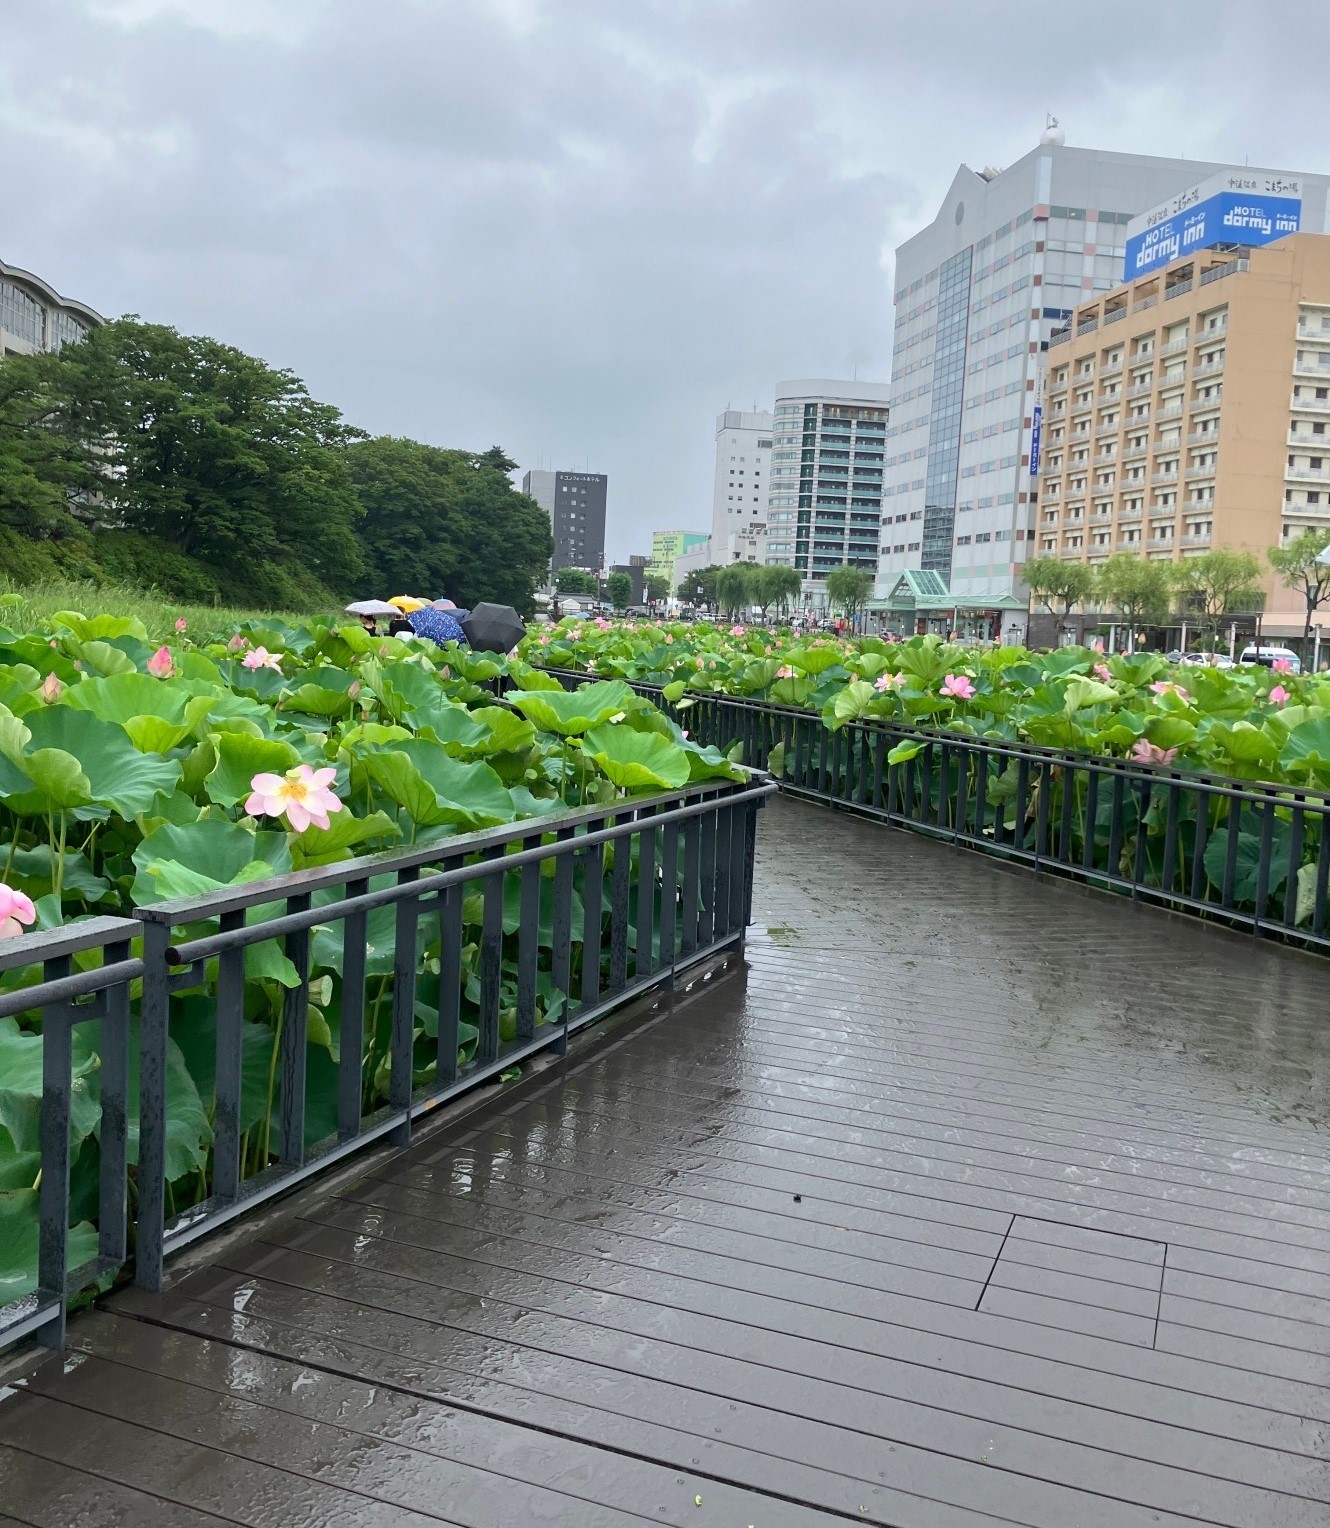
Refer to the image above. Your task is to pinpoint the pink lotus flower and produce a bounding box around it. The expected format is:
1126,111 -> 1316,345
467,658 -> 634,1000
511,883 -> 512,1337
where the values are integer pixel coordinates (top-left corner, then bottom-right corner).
175,617 -> 188,633
0,884 -> 36,940
1273,657 -> 1293,673
874,671 -> 906,693
146,646 -> 174,678
1269,684 -> 1290,706
940,673 -> 975,700
664,634 -> 674,645
730,625 -> 746,636
1149,681 -> 1190,701
774,665 -> 796,679
242,645 -> 282,672
227,633 -> 247,652
1131,739 -> 1178,766
347,680 -> 362,700
1093,663 -> 1113,683
40,672 -> 62,704
245,765 -> 343,833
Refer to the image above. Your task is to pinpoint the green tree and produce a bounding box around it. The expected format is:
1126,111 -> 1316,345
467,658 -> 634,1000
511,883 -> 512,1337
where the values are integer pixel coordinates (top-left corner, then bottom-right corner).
824,566 -> 874,619
0,347 -> 102,537
677,566 -> 720,608
606,571 -> 632,610
1268,530 -> 1330,643
1096,554 -> 1175,649
556,567 -> 598,595
749,564 -> 801,621
1021,556 -> 1098,626
350,439 -> 552,613
715,563 -> 754,618
644,572 -> 670,605
1172,548 -> 1264,648
51,319 -> 367,588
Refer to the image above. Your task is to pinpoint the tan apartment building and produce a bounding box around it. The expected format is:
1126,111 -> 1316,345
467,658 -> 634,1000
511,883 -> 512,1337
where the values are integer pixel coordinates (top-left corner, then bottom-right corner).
1038,233 -> 1330,636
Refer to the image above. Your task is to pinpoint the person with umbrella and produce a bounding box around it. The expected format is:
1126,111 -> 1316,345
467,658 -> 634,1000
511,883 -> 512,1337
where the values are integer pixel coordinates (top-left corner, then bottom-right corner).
408,600 -> 470,648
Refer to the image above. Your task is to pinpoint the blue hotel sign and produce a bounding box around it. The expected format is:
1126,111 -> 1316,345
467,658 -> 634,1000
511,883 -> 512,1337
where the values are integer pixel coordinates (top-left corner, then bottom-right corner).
1124,192 -> 1301,277
1123,170 -> 1304,279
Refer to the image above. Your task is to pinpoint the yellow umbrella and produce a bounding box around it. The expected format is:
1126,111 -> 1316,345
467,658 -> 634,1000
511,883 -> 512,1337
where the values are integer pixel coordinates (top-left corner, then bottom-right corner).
388,595 -> 427,613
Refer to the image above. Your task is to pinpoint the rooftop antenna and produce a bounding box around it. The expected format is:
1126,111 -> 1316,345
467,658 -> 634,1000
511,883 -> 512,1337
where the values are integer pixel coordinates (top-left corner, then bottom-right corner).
1039,113 -> 1065,148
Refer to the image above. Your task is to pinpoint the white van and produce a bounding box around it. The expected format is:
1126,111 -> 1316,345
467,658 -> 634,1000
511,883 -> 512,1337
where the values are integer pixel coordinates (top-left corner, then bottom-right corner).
1238,644 -> 1302,673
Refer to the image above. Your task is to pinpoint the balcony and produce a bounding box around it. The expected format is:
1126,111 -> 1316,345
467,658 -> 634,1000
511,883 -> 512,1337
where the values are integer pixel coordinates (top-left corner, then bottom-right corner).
1185,463 -> 1217,478
1150,505 -> 1179,519
1157,402 -> 1184,420
1293,361 -> 1330,380
1181,531 -> 1213,546
1194,358 -> 1226,378
1165,278 -> 1194,300
1076,316 -> 1099,336
1122,444 -> 1148,461
1100,359 -> 1124,377
1104,307 -> 1128,326
1096,389 -> 1122,404
1162,336 -> 1190,355
1117,506 -> 1143,521
1151,471 -> 1180,486
1095,422 -> 1120,438
1133,294 -> 1159,311
1071,397 -> 1094,414
1188,430 -> 1220,444
1291,392 -> 1330,412
1127,379 -> 1154,397
1183,497 -> 1216,511
1285,465 -> 1330,482
1115,536 -> 1144,549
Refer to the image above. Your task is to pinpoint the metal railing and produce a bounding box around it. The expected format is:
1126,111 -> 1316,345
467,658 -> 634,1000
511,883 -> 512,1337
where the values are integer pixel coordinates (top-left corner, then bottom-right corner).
0,918 -> 142,1349
0,777 -> 770,1352
540,672 -> 1330,960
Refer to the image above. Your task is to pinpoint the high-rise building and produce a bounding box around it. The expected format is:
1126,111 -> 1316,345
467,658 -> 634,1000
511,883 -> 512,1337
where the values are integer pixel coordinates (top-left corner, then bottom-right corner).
875,129 -> 1330,626
1039,231 -> 1330,639
522,468 -> 607,576
1,258 -> 101,356
710,409 -> 773,562
764,379 -> 891,605
649,530 -> 709,590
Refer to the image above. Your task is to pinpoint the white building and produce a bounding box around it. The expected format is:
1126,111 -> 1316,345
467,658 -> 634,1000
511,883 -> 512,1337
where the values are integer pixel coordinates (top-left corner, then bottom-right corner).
872,127 -> 1330,630
710,408 -> 773,563
764,378 -> 891,607
1,258 -> 101,356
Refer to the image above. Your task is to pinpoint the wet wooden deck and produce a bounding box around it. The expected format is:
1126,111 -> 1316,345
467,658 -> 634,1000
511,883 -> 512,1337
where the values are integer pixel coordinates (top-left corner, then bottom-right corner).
3,795 -> 1330,1526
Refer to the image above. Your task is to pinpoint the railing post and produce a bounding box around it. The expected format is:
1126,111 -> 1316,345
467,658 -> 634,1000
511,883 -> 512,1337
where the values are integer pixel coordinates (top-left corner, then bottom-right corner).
37,957 -> 72,1349
390,868 -> 420,1146
135,919 -> 172,1293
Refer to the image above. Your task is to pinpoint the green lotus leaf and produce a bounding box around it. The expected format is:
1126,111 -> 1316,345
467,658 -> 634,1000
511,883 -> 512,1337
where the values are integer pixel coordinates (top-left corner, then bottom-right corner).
14,706 -> 181,817
0,1017 -> 101,1154
366,744 -> 515,829
583,723 -> 690,791
506,680 -> 645,736
0,1189 -> 99,1305
291,809 -> 401,868
206,731 -> 303,808
131,817 -> 293,906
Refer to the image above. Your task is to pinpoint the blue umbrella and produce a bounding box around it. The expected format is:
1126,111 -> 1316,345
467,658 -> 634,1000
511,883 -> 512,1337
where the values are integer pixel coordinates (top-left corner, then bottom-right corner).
408,606 -> 468,647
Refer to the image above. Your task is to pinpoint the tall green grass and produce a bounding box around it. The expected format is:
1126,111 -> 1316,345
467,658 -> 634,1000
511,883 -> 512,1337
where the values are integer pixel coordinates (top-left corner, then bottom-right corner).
0,575 -> 333,644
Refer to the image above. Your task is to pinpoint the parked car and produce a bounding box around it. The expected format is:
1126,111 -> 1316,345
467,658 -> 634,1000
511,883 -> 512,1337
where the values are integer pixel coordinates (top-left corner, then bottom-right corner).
1238,644 -> 1301,673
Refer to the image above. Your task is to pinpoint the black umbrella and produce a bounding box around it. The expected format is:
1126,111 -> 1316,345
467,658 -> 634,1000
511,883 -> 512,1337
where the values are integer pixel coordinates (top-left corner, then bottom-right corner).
461,602 -> 526,653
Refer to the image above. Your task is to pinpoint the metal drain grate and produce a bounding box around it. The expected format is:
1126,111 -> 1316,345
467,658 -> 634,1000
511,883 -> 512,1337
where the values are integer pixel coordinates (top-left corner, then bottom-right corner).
978,1216 -> 1167,1348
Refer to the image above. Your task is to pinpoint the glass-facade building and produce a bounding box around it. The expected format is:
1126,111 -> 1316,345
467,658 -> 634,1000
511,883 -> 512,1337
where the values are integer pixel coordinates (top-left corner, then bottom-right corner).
0,259 -> 100,356
874,139 -> 1294,614
764,378 -> 891,606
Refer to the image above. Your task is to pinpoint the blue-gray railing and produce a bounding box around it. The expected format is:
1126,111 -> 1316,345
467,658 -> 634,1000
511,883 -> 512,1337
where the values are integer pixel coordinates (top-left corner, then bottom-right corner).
540,669 -> 1330,954
0,775 -> 771,1352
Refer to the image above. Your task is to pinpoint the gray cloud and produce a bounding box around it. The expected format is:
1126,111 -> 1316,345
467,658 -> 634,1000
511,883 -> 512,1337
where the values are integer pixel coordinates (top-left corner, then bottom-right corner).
3,0 -> 1327,559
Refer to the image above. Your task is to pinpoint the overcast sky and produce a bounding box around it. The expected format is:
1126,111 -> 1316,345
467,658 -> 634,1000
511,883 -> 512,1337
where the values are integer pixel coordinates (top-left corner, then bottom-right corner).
4,0 -> 1325,560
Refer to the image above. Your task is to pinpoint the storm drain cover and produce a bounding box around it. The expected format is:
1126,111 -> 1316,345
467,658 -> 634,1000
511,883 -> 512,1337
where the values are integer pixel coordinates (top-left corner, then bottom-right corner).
978,1216 -> 1166,1348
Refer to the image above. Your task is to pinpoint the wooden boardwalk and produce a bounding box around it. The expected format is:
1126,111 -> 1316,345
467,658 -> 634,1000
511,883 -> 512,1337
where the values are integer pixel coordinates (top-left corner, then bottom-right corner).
3,794 -> 1330,1525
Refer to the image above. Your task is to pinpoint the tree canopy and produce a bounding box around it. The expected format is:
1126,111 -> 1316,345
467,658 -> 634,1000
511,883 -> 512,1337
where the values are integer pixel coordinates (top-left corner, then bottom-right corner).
1268,530 -> 1330,640
0,320 -> 552,614
605,571 -> 632,610
555,567 -> 598,595
1172,548 -> 1264,644
1021,557 -> 1097,621
677,566 -> 720,607
824,566 -> 873,617
1096,554 -> 1175,637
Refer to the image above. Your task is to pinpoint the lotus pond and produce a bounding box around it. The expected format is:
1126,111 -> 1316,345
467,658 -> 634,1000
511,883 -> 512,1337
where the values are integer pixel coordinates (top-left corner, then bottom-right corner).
0,609 -> 744,1305
527,620 -> 1330,789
